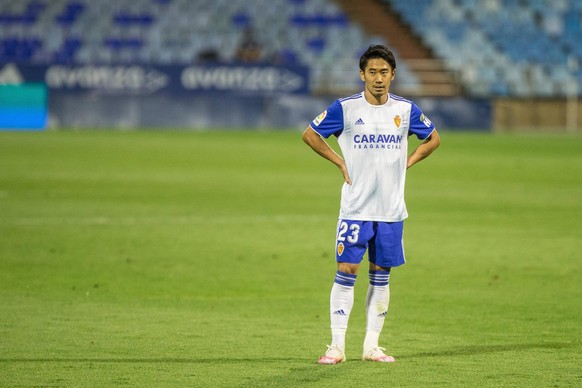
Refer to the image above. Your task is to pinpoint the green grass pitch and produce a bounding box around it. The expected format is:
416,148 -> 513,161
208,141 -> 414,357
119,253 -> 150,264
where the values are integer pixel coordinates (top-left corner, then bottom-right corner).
0,130 -> 580,387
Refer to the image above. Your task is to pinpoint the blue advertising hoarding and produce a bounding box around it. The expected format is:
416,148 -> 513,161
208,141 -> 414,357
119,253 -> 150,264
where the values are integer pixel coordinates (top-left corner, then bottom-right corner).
1,63 -> 310,96
0,62 -> 491,130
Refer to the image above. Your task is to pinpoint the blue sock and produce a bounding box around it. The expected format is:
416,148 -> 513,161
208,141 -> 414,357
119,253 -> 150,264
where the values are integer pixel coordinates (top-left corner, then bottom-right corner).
334,271 -> 357,287
368,269 -> 390,286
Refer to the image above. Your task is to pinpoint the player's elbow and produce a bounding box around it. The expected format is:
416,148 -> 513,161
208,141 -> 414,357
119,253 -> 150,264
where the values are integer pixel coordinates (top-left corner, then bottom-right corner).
302,128 -> 309,144
302,126 -> 316,145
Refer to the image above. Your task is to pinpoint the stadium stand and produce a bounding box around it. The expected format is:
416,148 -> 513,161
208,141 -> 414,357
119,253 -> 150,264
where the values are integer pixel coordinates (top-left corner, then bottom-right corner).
383,0 -> 582,97
0,0 -> 579,97
337,0 -> 460,96
0,0 -> 419,94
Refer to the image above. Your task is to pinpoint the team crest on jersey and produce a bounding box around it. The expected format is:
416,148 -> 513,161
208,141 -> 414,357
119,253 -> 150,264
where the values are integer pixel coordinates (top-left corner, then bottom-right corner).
420,113 -> 432,128
394,115 -> 401,128
313,110 -> 327,126
337,242 -> 345,256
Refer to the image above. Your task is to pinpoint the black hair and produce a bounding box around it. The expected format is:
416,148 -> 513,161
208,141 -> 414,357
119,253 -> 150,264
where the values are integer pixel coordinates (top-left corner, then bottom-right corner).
359,45 -> 396,72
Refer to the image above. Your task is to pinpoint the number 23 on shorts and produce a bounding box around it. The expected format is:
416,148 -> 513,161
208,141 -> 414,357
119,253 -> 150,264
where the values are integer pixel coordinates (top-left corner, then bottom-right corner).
337,220 -> 360,243
335,220 -> 364,260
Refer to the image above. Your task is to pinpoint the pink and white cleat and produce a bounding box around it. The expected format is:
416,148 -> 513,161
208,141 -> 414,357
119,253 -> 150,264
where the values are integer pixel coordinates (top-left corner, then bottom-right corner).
318,345 -> 346,365
362,347 -> 396,363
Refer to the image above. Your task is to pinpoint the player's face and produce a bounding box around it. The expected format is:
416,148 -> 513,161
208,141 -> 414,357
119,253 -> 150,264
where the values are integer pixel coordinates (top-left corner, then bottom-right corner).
360,58 -> 395,104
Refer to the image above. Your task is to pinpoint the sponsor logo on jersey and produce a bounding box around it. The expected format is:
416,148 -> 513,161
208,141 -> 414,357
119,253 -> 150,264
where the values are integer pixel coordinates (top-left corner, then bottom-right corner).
355,118 -> 365,125
353,133 -> 403,150
313,110 -> 327,126
337,242 -> 345,256
420,113 -> 432,128
394,115 -> 401,128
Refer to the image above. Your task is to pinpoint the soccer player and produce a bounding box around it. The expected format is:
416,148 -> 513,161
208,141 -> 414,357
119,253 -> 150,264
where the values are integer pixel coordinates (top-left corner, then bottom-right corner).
302,45 -> 440,364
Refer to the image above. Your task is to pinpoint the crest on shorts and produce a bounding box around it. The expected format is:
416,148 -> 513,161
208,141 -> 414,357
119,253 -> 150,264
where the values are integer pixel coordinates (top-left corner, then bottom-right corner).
394,115 -> 401,128
337,242 -> 345,256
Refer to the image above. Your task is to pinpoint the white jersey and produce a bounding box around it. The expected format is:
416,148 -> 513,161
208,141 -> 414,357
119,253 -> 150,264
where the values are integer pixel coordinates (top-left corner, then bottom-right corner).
310,92 -> 435,222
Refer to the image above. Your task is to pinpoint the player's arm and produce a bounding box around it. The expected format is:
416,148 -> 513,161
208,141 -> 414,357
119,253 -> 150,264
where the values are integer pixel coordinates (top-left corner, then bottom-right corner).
302,126 -> 352,185
407,129 -> 440,169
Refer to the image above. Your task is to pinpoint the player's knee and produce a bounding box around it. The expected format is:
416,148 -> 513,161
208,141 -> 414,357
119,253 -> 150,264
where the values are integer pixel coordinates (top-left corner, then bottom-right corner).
338,262 -> 359,275
369,262 -> 391,272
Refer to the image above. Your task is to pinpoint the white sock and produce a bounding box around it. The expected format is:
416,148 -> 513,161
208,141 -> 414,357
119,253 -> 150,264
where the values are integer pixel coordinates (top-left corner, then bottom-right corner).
329,271 -> 357,351
364,270 -> 390,351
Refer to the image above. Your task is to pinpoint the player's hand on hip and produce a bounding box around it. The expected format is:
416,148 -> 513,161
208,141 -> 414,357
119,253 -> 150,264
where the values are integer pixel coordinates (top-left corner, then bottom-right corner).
339,163 -> 352,185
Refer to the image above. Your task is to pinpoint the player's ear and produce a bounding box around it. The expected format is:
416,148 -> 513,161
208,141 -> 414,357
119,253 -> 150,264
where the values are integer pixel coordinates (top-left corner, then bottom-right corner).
360,69 -> 365,82
391,69 -> 395,81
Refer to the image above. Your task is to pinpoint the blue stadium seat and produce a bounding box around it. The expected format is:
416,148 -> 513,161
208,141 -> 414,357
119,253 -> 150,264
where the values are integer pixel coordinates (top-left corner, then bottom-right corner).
0,0 -> 416,93
19,0 -> 582,96
383,0 -> 581,97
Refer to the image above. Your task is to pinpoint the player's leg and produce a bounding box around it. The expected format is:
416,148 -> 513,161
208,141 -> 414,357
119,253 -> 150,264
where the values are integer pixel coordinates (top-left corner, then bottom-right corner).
318,263 -> 358,365
330,262 -> 359,350
362,221 -> 405,362
318,220 -> 371,365
362,261 -> 394,362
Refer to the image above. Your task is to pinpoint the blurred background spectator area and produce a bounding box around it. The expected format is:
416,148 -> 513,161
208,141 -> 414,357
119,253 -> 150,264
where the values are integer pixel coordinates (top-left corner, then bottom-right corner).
1,0 -> 581,132
1,0 -> 581,97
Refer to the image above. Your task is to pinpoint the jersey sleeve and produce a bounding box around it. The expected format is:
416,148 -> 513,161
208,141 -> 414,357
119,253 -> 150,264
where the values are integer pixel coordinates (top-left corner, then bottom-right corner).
310,99 -> 344,138
408,102 -> 435,140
